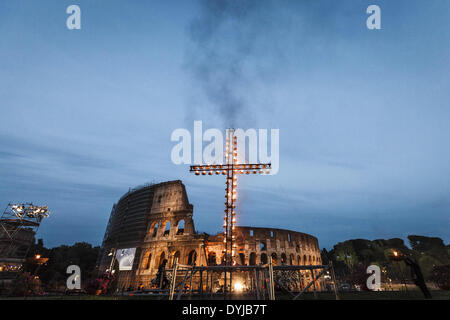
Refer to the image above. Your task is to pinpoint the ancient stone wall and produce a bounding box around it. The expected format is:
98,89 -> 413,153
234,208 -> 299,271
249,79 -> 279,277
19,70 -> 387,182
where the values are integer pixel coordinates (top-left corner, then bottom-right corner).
99,180 -> 323,290
132,180 -> 206,287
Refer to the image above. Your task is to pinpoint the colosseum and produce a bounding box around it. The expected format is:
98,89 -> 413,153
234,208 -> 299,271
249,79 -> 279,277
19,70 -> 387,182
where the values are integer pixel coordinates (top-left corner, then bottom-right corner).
97,180 -> 323,291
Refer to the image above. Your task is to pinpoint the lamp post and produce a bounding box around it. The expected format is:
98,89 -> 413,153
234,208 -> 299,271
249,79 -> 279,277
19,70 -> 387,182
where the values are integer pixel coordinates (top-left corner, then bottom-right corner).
388,249 -> 432,298
35,254 -> 47,272
108,248 -> 117,274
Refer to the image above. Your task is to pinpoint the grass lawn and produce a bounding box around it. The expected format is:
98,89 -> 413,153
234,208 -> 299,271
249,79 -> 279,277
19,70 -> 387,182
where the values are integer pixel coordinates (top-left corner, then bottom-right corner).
298,290 -> 450,300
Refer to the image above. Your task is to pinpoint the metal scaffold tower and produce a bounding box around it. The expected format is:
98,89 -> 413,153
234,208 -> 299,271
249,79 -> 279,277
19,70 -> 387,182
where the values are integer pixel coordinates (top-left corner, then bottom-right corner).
164,262 -> 339,300
0,203 -> 50,263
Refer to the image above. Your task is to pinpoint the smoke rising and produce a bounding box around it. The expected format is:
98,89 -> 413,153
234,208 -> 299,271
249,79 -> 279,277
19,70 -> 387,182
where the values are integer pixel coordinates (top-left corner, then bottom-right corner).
186,0 -> 290,128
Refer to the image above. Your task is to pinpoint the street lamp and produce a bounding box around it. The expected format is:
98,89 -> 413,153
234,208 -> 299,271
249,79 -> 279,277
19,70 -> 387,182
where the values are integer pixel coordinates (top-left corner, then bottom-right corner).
107,248 -> 117,273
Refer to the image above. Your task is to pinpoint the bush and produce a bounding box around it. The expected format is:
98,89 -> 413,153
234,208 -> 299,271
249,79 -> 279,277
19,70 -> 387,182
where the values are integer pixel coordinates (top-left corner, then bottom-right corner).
432,265 -> 450,290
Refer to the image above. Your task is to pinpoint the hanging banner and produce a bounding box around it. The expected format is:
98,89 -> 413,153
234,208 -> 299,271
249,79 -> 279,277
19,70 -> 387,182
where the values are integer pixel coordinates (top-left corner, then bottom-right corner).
116,248 -> 136,271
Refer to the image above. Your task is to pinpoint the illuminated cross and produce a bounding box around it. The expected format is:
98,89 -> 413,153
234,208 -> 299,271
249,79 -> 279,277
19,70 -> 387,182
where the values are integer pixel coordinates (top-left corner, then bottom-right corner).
189,129 -> 271,268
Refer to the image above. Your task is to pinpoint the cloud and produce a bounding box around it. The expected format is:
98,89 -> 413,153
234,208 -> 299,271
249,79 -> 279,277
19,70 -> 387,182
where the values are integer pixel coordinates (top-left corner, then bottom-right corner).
1,0 -> 449,248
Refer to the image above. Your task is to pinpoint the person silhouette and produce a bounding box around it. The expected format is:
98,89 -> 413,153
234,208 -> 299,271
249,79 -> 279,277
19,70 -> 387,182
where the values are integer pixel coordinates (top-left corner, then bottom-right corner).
404,257 -> 432,299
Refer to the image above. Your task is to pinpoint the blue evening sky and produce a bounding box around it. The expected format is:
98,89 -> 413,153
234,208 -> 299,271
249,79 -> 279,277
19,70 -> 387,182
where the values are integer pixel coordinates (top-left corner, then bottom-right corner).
0,0 -> 449,249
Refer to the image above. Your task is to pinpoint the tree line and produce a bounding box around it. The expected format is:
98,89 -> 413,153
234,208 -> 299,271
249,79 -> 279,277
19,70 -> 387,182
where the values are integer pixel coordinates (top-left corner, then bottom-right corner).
13,234 -> 450,294
321,235 -> 450,289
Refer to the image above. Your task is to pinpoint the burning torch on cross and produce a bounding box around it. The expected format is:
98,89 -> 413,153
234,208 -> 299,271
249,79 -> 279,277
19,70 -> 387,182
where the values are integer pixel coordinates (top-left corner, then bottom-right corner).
189,129 -> 271,268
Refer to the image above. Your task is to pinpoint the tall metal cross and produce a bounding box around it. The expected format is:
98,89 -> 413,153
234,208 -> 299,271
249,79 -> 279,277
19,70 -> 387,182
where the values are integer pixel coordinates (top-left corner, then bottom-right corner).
189,129 -> 271,290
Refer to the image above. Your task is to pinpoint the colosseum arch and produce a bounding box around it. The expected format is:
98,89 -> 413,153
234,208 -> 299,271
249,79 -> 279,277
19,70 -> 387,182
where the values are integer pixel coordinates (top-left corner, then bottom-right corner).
176,219 -> 185,235
163,221 -> 171,237
171,251 -> 180,267
260,241 -> 267,251
303,255 -> 307,265
271,253 -> 278,266
150,221 -> 159,237
297,255 -> 301,265
289,254 -> 295,265
187,250 -> 197,265
261,253 -> 268,264
239,253 -> 245,265
141,251 -> 152,269
281,253 -> 287,265
207,251 -> 217,265
249,252 -> 256,265
158,251 -> 166,267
